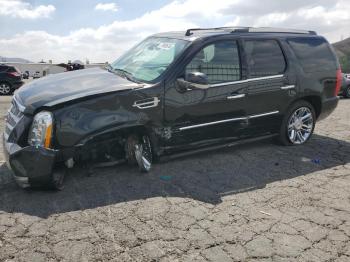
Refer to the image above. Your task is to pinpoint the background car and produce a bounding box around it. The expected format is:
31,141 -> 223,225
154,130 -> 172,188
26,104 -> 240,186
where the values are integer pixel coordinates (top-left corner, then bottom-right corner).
22,71 -> 30,79
33,71 -> 41,79
340,73 -> 350,98
0,64 -> 24,95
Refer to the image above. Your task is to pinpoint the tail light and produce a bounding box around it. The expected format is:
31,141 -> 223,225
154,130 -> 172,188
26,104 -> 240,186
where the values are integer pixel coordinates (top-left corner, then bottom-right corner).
334,68 -> 342,96
7,72 -> 21,77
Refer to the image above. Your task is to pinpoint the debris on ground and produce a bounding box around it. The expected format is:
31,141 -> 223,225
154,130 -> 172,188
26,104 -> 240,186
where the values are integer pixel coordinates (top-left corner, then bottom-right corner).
311,158 -> 321,164
160,175 -> 172,181
259,211 -> 272,216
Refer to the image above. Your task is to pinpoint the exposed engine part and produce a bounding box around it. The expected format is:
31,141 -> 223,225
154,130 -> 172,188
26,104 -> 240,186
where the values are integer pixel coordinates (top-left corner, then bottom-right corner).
77,133 -> 125,165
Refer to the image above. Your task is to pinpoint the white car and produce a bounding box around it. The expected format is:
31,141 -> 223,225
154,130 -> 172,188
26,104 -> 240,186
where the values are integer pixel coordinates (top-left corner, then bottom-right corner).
33,71 -> 41,79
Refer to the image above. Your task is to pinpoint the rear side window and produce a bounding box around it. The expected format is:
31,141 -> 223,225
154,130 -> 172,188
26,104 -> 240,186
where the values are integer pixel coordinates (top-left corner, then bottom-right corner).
288,37 -> 337,73
245,40 -> 286,77
7,66 -> 20,73
186,41 -> 241,84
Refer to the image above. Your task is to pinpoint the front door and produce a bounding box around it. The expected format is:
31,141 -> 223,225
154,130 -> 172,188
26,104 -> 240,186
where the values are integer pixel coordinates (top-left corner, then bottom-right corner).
163,39 -> 249,149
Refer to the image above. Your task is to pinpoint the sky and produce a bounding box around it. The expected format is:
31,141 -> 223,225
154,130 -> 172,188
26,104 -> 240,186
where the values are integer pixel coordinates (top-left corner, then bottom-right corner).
0,0 -> 349,63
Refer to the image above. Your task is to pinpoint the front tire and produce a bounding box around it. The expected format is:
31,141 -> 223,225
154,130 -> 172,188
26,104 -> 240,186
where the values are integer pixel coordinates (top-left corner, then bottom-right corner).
0,82 -> 12,95
28,169 -> 65,190
134,135 -> 153,172
50,170 -> 65,190
279,100 -> 316,146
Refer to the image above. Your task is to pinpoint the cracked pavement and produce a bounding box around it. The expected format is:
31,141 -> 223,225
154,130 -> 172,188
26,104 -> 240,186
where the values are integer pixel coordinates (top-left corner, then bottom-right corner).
0,96 -> 349,261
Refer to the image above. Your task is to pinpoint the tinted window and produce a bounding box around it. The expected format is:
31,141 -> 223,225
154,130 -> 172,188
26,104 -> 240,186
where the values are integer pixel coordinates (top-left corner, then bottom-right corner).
288,37 -> 337,73
7,67 -> 17,73
245,40 -> 286,77
0,66 -> 8,72
186,41 -> 241,84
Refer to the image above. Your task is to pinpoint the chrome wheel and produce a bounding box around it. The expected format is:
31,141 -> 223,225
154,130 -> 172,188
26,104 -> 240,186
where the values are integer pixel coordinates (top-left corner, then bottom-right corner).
0,83 -> 11,95
287,107 -> 314,144
134,135 -> 152,172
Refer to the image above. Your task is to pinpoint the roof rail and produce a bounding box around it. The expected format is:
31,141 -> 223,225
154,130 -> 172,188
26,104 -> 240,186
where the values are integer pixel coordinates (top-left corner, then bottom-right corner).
185,27 -> 249,36
185,27 -> 317,36
247,27 -> 317,35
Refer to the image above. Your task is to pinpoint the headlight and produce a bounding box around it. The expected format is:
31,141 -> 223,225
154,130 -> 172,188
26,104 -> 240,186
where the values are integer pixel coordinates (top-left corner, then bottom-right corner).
28,111 -> 53,148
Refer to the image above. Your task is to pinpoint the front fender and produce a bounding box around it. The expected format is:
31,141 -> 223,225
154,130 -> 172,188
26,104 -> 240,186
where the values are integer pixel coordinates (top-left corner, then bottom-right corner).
53,88 -> 163,148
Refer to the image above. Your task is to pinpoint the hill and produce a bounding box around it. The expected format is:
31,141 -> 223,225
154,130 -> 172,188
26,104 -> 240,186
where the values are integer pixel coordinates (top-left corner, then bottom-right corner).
0,56 -> 32,63
332,37 -> 350,72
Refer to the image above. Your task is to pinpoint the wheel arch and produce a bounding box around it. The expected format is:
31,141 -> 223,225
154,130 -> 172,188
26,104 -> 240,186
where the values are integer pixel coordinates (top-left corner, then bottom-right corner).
77,123 -> 161,158
294,95 -> 322,119
0,80 -> 12,87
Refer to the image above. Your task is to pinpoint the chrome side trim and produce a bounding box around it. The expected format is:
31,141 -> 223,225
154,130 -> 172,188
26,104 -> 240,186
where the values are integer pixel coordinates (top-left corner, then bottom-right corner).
179,117 -> 246,131
179,111 -> 279,131
249,75 -> 284,82
280,85 -> 295,90
227,94 -> 245,100
248,111 -> 280,119
210,74 -> 284,87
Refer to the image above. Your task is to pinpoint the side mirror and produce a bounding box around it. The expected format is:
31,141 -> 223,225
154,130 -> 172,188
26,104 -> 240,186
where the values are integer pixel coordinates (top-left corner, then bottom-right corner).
176,72 -> 210,92
186,72 -> 209,85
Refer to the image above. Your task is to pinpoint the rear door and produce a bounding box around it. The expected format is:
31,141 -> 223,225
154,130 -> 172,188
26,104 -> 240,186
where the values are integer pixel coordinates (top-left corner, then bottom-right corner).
243,39 -> 297,135
164,39 -> 249,148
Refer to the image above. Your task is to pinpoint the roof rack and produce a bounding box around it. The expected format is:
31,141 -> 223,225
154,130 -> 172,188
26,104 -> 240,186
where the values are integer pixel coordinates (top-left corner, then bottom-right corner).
185,27 -> 317,36
185,27 -> 248,36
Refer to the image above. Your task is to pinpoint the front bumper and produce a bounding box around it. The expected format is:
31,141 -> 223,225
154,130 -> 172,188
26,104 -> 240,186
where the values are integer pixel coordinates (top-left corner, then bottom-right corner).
3,134 -> 57,188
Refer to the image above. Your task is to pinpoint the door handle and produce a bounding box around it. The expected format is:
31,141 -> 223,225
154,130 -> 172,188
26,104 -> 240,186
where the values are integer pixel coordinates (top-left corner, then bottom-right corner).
227,94 -> 246,100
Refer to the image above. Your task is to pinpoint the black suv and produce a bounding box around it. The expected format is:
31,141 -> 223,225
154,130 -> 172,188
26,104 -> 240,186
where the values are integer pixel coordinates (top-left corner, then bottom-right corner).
0,65 -> 24,95
3,27 -> 341,189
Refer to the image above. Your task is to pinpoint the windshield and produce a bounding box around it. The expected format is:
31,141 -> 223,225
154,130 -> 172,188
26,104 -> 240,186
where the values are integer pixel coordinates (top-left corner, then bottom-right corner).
111,37 -> 189,82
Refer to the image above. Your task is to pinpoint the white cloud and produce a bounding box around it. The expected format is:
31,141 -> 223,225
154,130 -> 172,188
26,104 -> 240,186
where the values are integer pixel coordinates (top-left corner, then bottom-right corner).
0,0 -> 349,63
0,0 -> 55,19
95,3 -> 118,12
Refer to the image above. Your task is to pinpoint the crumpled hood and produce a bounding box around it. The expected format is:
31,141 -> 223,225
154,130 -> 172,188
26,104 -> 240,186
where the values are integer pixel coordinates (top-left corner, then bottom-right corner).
15,67 -> 143,114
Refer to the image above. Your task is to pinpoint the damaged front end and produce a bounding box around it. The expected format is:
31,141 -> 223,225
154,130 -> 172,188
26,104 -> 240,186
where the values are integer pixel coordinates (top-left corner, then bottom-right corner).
3,97 -> 59,188
3,96 -> 156,189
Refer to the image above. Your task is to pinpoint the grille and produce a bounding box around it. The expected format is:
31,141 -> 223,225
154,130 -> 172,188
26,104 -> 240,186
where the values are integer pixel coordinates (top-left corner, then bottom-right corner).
4,98 -> 24,141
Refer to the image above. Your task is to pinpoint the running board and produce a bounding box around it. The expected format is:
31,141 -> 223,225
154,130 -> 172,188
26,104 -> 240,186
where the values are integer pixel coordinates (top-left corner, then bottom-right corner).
160,134 -> 278,162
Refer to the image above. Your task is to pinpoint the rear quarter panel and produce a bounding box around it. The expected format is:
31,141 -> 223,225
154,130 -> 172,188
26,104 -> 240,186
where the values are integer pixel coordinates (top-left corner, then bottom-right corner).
285,36 -> 339,109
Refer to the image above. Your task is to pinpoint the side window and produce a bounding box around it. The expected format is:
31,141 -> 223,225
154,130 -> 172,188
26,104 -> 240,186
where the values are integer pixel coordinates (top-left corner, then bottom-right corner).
245,40 -> 286,77
186,41 -> 241,84
7,67 -> 16,73
288,37 -> 337,73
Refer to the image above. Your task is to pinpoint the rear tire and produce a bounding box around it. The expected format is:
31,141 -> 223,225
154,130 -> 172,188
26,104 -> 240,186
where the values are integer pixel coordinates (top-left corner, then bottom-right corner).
279,100 -> 316,146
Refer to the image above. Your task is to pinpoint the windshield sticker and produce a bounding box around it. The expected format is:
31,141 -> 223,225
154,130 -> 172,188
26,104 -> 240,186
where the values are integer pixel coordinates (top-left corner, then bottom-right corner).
157,42 -> 175,50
